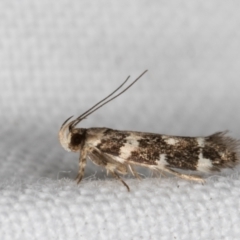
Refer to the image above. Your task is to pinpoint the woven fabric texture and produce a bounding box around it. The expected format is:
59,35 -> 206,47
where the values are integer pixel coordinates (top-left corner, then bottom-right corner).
1,1 -> 240,239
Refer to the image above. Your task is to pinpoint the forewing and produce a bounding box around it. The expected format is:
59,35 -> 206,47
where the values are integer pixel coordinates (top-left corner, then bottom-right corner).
89,128 -> 240,174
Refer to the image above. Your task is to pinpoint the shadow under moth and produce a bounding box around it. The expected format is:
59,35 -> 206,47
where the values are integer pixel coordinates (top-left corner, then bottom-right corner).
59,70 -> 240,191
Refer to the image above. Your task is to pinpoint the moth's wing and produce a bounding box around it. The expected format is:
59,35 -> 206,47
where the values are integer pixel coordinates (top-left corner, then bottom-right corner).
92,129 -> 222,174
95,131 -> 204,182
88,128 -> 240,183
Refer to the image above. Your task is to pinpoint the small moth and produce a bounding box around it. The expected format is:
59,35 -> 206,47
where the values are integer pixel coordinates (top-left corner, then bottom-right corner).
59,70 -> 240,191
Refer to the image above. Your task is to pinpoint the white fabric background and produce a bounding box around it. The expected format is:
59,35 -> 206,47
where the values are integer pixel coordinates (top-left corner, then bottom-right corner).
1,1 -> 240,239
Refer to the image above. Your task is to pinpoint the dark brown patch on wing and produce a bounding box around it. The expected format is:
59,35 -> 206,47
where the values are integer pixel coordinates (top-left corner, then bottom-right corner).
202,146 -> 221,166
204,132 -> 238,169
127,135 -> 200,170
165,138 -> 200,170
129,136 -> 164,165
96,129 -> 129,156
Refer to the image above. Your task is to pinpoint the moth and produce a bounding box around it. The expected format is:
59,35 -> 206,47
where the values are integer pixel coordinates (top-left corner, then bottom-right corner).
59,70 -> 240,191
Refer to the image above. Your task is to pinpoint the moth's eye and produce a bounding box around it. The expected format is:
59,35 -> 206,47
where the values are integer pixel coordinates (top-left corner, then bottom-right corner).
71,133 -> 83,146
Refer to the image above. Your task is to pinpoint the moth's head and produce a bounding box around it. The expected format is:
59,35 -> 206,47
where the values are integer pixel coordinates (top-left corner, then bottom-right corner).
58,116 -> 85,152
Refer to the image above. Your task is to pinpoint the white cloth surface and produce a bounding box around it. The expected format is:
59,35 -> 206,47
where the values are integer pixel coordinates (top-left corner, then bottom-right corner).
1,1 -> 240,239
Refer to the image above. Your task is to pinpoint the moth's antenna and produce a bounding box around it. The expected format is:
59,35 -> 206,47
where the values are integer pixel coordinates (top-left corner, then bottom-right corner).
71,70 -> 148,128
73,75 -> 130,124
61,115 -> 74,128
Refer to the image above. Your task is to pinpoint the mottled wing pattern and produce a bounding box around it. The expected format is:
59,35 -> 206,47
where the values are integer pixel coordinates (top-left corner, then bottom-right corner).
92,128 -> 239,174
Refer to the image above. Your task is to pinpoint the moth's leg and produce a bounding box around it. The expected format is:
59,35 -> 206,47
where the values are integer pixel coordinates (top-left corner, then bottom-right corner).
165,168 -> 205,183
128,164 -> 141,180
110,171 -> 130,192
75,149 -> 87,184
